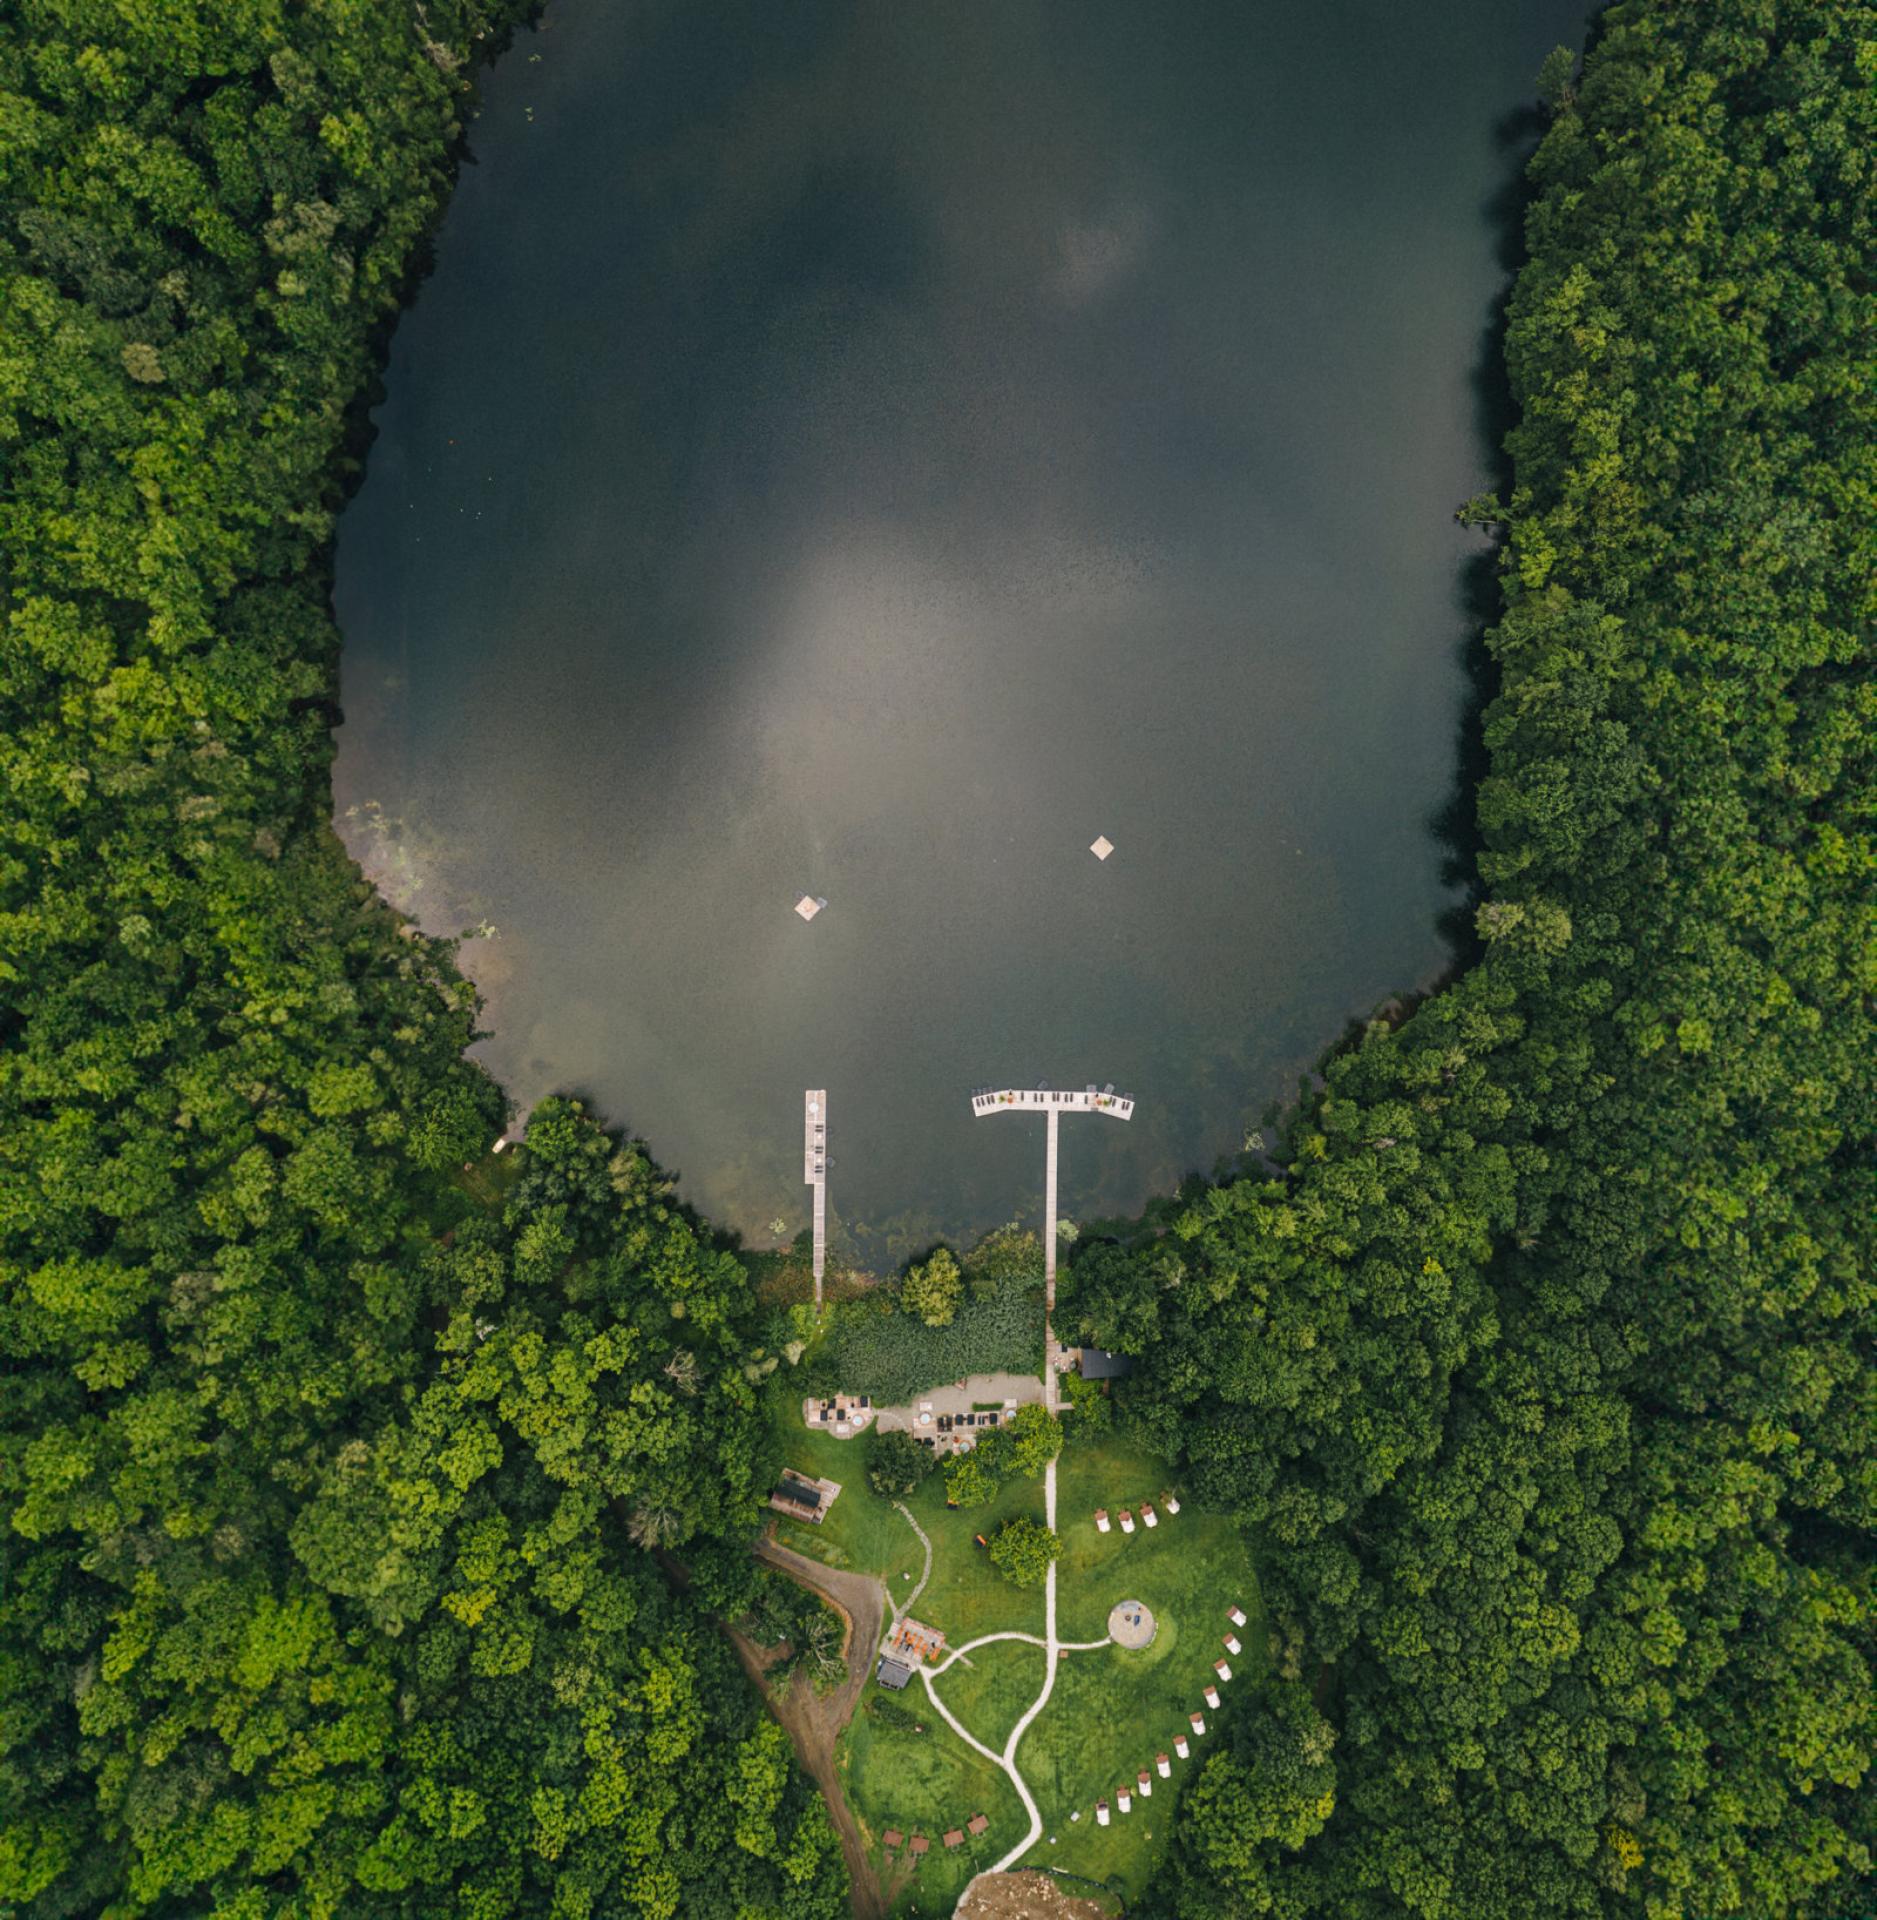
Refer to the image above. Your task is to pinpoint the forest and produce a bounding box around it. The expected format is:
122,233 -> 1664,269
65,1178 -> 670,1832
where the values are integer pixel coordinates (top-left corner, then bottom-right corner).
0,4 -> 842,1915
1064,5 -> 1876,1915
1,2 -> 1871,1919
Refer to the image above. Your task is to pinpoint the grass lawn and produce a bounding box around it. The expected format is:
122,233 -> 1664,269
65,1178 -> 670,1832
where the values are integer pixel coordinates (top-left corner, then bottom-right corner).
763,1379 -> 1045,1645
1016,1431 -> 1264,1899
908,1468 -> 1045,1643
764,1409 -> 926,1589
840,1691 -> 1027,1916
763,1379 -> 1264,1912
931,1637 -> 1047,1753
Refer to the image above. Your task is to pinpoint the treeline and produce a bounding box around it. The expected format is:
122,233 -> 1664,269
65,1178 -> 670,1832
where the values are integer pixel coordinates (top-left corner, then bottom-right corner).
0,6 -> 841,1916
1066,6 -> 1875,1916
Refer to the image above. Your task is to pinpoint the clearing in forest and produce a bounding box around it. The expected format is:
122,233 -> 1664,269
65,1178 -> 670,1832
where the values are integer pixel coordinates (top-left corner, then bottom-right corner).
766,1387 -> 1263,1913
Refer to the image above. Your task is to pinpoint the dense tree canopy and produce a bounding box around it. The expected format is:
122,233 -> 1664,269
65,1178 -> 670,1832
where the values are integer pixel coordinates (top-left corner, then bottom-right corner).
0,6 -> 843,1915
899,1246 -> 963,1329
1066,7 -> 1875,1916
987,1519 -> 1062,1591
864,1427 -> 936,1499
4,3 -> 1871,1918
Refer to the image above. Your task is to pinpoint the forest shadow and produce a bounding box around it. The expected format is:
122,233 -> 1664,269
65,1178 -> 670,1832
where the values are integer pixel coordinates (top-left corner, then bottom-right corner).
1426,93 -> 1553,977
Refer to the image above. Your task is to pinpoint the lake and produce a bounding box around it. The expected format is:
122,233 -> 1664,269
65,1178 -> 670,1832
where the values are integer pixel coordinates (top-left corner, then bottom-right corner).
334,0 -> 1590,1265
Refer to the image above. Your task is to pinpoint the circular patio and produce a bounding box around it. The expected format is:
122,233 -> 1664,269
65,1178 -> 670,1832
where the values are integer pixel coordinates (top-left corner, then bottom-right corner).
1107,1599 -> 1156,1649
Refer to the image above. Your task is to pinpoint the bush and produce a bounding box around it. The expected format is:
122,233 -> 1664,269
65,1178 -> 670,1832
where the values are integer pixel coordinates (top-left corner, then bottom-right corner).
1008,1404 -> 1063,1475
944,1441 -> 1005,1508
1059,1367 -> 1112,1435
963,1221 -> 1044,1292
742,1574 -> 846,1696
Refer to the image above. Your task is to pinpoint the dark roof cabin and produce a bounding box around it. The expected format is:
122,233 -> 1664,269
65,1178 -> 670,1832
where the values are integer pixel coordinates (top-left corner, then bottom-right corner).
1078,1347 -> 1136,1380
773,1475 -> 822,1512
876,1656 -> 914,1690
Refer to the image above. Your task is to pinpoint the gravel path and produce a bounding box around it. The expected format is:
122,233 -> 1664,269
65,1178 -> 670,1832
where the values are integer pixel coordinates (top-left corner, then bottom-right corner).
892,1501 -> 933,1619
915,1444 -> 1111,1885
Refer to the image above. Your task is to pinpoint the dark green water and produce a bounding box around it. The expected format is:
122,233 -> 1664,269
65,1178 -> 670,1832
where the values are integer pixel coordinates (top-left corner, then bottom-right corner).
335,0 -> 1589,1263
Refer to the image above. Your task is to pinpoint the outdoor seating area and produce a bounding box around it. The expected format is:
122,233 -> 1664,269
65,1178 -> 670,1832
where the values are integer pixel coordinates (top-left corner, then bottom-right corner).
801,1373 -> 1041,1451
882,1815 -> 989,1865
884,1615 -> 946,1665
774,1402 -> 1263,1898
800,1392 -> 874,1437
906,1394 -> 1023,1455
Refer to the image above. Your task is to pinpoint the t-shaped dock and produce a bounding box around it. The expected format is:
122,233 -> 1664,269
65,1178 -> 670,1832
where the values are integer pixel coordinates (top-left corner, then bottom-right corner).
970,1085 -> 1134,1407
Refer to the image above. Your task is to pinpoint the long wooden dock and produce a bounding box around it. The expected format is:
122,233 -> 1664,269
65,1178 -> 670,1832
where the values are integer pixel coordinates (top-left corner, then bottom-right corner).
970,1084 -> 1134,1410
804,1089 -> 827,1311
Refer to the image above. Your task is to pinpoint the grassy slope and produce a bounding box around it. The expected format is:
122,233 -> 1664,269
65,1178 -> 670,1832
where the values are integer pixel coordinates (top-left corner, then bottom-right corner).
1017,1434 -> 1265,1898
840,1701 -> 1028,1915
765,1383 -> 1267,1910
765,1383 -> 1046,1643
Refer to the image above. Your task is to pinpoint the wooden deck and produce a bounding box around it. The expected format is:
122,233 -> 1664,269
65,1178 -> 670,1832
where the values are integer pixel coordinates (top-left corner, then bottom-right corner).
970,1084 -> 1134,1411
970,1084 -> 1135,1121
804,1089 -> 827,1309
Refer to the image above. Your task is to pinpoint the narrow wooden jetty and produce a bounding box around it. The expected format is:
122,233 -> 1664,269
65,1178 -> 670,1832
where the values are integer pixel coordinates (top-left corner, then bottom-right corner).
804,1089 -> 827,1311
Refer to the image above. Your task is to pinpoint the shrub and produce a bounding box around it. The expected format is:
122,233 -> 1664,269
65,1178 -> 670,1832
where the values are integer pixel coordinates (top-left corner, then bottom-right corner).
1008,1403 -> 1064,1474
963,1221 -> 1044,1292
943,1445 -> 1004,1508
1059,1367 -> 1112,1435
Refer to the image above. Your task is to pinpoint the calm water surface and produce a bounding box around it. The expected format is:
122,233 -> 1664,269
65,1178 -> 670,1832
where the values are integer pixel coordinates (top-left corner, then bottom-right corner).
335,0 -> 1589,1262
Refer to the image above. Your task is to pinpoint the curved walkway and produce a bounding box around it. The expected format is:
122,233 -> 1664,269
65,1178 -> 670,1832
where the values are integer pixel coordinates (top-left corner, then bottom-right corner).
928,1628 -> 1111,1677
973,1252 -> 1073,1871
914,1447 -> 1105,1884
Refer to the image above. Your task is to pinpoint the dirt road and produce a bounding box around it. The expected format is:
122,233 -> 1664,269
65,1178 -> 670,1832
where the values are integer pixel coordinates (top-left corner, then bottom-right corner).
732,1534 -> 890,1918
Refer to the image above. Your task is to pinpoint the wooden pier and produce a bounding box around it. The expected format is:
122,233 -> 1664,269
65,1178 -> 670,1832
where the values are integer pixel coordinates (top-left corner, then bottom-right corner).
804,1089 -> 827,1311
971,1085 -> 1134,1408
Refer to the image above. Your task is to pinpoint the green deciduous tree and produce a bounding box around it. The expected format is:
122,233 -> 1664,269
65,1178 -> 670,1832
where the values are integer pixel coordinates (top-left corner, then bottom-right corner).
1008,1402 -> 1064,1476
900,1246 -> 963,1327
0,8 -> 846,1914
988,1518 -> 1061,1589
865,1427 -> 936,1498
1130,8 -> 1877,1916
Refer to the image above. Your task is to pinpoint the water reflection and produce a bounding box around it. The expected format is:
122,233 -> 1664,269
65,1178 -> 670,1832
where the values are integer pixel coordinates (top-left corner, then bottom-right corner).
335,0 -> 1590,1260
